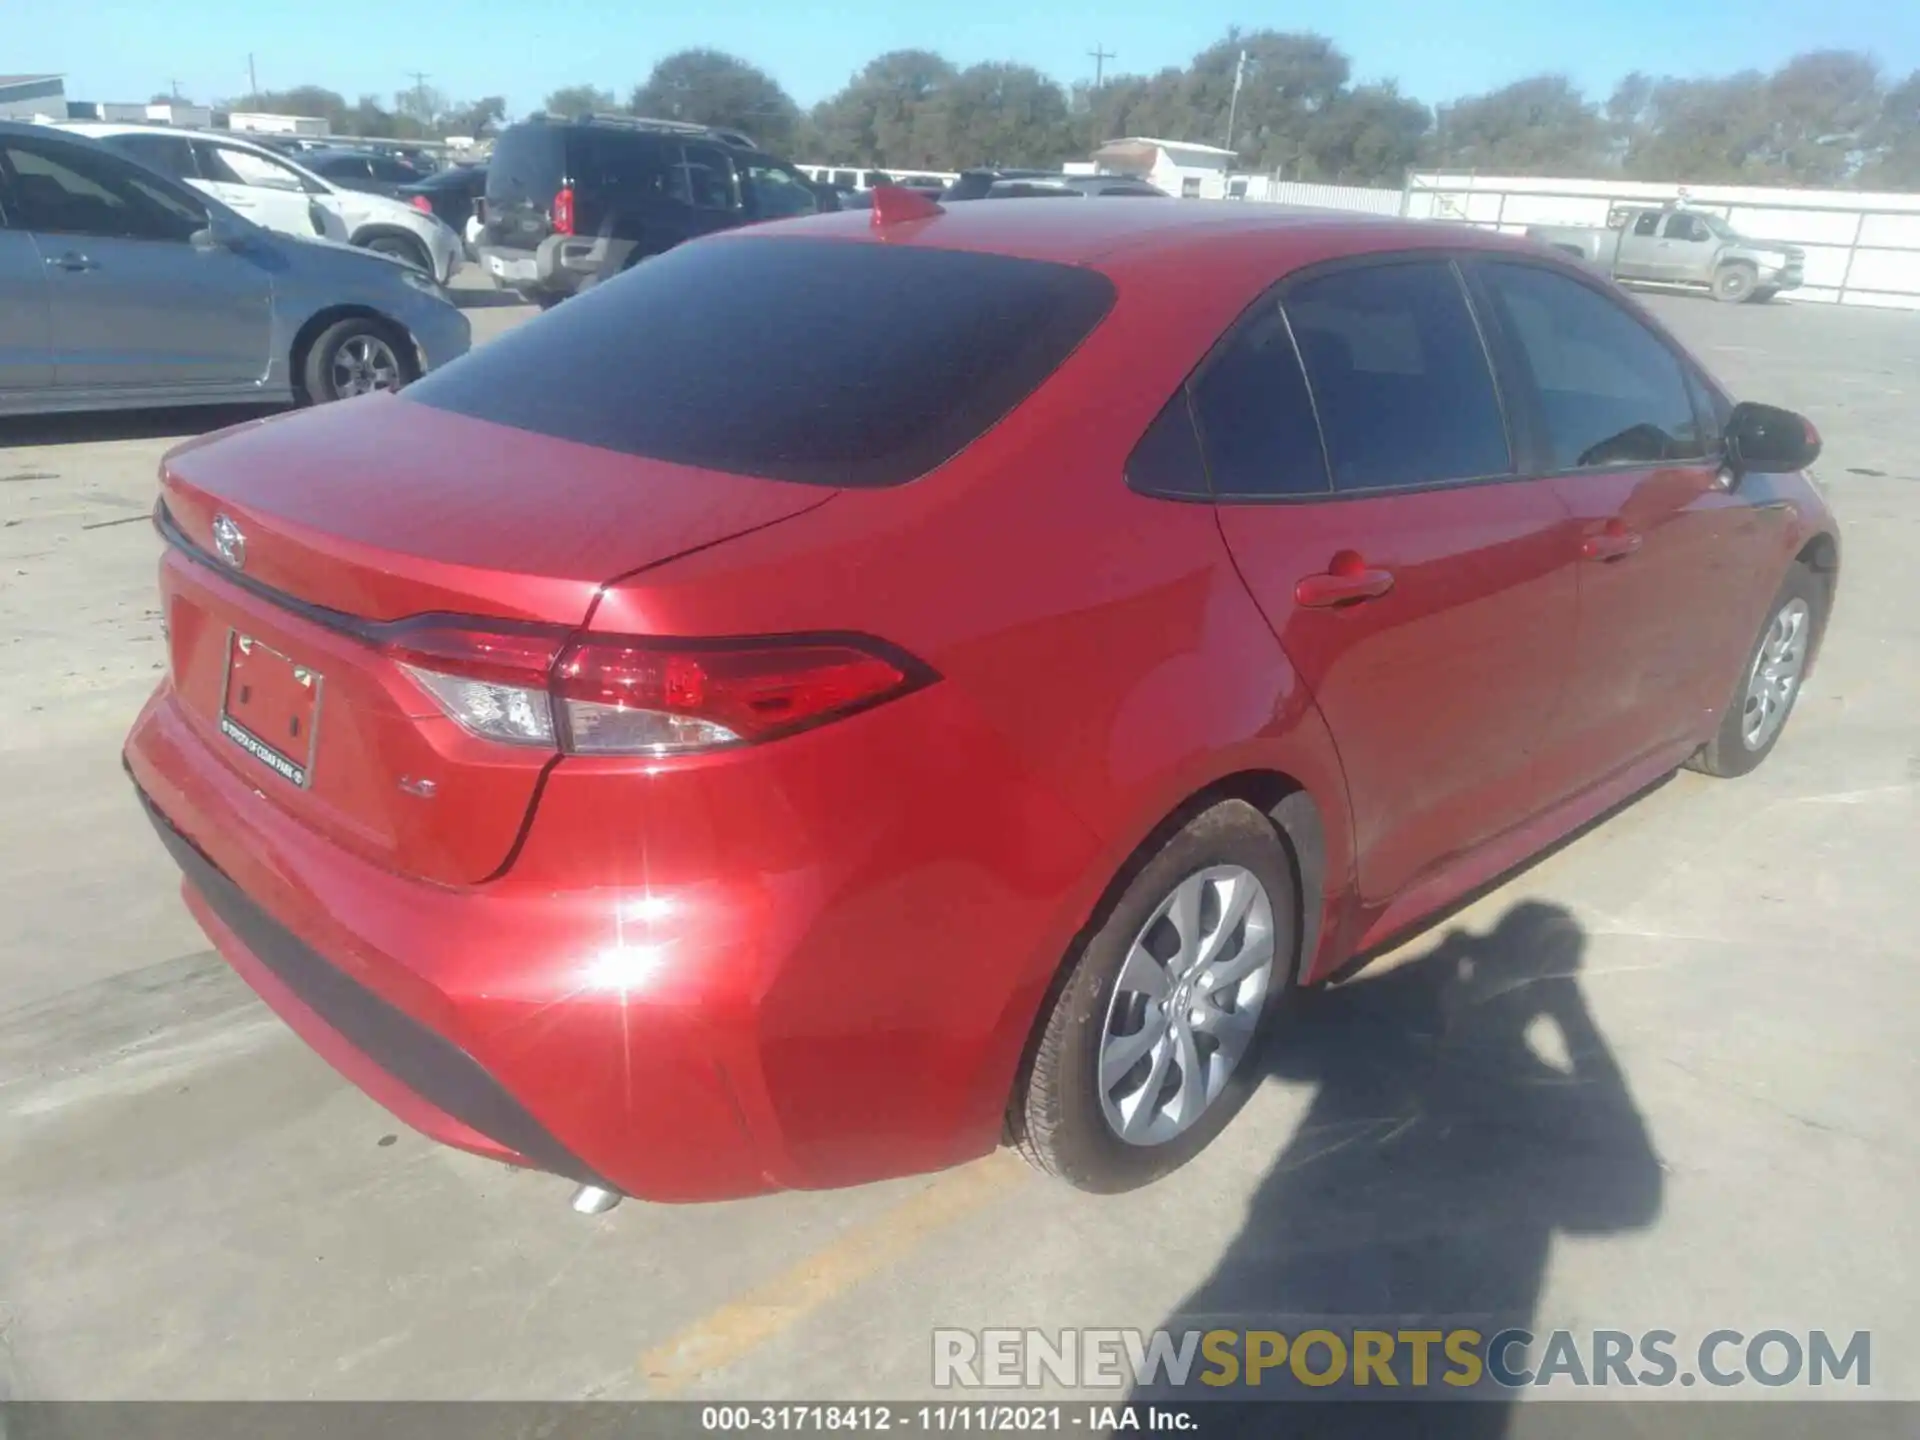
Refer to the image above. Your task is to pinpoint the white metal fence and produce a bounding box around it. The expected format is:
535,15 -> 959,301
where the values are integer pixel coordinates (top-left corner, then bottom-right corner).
1233,177 -> 1403,214
1401,172 -> 1920,310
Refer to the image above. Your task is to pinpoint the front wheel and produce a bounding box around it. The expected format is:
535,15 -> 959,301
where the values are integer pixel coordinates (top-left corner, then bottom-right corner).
300,318 -> 418,404
1011,799 -> 1298,1193
363,233 -> 433,275
1688,564 -> 1824,778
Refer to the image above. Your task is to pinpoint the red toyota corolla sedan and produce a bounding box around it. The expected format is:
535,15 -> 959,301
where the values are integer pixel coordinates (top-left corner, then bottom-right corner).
125,191 -> 1839,1208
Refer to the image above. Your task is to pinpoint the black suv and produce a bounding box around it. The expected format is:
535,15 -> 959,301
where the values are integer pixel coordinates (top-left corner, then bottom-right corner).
478,114 -> 833,305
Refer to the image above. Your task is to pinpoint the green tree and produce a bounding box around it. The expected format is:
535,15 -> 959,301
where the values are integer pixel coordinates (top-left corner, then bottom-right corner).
443,95 -> 507,137
542,84 -> 619,118
1306,82 -> 1430,184
916,62 -> 1074,168
1428,75 -> 1608,173
1862,70 -> 1920,188
1619,73 -> 1772,182
811,50 -> 956,166
631,49 -> 800,150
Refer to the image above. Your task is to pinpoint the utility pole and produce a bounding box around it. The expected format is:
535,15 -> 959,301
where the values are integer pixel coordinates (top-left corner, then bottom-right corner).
1088,45 -> 1115,90
1224,48 -> 1247,156
247,53 -> 257,97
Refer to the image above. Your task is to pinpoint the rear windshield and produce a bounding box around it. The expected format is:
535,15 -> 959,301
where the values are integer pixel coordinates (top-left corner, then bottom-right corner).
485,124 -> 564,201
404,236 -> 1117,488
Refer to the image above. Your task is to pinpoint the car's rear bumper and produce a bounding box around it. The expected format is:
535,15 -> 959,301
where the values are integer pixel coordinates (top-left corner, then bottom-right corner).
476,235 -> 639,297
124,668 -> 1106,1202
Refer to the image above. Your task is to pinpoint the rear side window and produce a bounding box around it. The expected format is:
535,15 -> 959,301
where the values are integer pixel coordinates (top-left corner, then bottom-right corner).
111,132 -> 197,181
404,236 -> 1116,488
1284,261 -> 1510,492
575,131 -> 672,197
1189,303 -> 1329,499
1474,260 -> 1707,469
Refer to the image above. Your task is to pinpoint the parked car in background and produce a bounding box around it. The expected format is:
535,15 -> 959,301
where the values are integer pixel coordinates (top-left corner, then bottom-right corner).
477,113 -> 834,307
65,124 -> 465,285
0,121 -> 468,414
124,198 -> 1836,1212
297,146 -> 430,198
941,168 -> 1170,200
1528,204 -> 1804,303
398,164 -> 488,258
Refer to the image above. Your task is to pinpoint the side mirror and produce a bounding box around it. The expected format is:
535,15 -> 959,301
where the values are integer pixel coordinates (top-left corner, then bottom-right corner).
1725,401 -> 1821,475
192,210 -> 253,252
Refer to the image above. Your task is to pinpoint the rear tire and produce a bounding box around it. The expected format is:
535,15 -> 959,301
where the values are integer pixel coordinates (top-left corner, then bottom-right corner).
1712,262 -> 1758,303
1012,800 -> 1298,1193
300,317 -> 418,405
1688,564 -> 1824,778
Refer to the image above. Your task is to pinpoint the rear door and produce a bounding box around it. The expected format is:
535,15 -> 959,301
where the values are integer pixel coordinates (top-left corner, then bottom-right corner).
0,199 -> 53,393
482,123 -> 564,255
1206,256 -> 1578,907
188,138 -> 337,240
570,130 -> 688,256
1466,257 -> 1767,796
1613,210 -> 1666,280
0,131 -> 273,390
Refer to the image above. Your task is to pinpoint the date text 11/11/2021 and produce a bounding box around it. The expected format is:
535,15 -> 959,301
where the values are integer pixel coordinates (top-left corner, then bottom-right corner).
700,1405 -> 1197,1432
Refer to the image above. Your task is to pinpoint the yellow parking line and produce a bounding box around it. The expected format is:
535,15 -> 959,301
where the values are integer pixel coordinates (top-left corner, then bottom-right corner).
640,1151 -> 1029,1395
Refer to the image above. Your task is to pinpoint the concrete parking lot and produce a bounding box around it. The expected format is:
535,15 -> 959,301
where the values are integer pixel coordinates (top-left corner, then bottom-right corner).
1,278 -> 1916,1407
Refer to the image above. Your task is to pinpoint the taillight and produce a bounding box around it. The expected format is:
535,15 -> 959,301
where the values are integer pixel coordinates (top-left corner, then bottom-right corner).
380,620 -> 930,757
552,186 -> 575,235
408,194 -> 434,214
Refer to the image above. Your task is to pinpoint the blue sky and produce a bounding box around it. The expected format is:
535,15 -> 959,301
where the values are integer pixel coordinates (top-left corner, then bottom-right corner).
22,0 -> 1920,118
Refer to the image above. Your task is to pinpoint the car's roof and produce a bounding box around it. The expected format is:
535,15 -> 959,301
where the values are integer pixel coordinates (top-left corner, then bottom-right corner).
740,197 -> 1548,273
53,121 -> 277,152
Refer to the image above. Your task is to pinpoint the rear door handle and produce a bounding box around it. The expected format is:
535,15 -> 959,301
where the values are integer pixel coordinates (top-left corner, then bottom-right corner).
45,251 -> 99,271
1582,521 -> 1643,563
1295,553 -> 1396,608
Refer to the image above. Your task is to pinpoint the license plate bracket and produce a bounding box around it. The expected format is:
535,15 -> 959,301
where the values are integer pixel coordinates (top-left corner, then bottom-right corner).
219,632 -> 322,788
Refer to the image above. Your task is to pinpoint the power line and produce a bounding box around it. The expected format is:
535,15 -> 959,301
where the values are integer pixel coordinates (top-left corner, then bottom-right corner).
1088,45 -> 1115,90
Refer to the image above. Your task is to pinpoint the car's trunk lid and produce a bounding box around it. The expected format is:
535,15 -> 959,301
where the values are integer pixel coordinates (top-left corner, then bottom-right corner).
157,397 -> 835,885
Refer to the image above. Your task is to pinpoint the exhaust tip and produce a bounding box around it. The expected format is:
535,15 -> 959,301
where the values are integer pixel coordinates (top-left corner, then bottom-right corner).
570,1183 -> 624,1215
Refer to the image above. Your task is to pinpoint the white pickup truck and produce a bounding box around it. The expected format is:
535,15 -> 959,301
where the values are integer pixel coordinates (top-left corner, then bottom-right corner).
1528,204 -> 1804,303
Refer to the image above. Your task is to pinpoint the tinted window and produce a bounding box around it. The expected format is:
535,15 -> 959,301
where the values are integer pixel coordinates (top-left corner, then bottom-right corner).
368,155 -> 418,182
0,136 -> 202,242
1476,261 -> 1707,469
679,144 -> 738,211
1284,261 -> 1510,492
1189,303 -> 1329,498
405,236 -> 1116,488
1126,392 -> 1211,499
575,132 -> 671,195
111,132 -> 197,181
1664,212 -> 1709,242
1633,212 -> 1660,237
739,159 -> 819,220
195,142 -> 311,193
487,124 -> 564,204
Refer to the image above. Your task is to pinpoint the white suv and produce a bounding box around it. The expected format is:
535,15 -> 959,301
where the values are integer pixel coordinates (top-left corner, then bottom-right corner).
57,123 -> 462,285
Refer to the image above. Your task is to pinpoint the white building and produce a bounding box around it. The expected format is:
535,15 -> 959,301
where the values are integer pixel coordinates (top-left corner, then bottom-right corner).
1090,137 -> 1238,199
147,101 -> 212,127
0,73 -> 65,121
227,111 -> 328,138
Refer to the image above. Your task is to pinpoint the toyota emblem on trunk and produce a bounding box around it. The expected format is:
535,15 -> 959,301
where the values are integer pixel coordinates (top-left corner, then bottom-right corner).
211,514 -> 246,569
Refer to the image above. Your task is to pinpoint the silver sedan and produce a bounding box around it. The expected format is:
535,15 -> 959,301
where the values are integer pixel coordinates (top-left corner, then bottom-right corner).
0,120 -> 470,417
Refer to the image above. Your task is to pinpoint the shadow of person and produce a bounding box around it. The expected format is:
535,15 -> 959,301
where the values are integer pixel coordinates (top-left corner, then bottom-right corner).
1134,901 -> 1663,1437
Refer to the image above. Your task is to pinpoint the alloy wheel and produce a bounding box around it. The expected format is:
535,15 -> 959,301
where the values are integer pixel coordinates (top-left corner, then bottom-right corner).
1098,865 -> 1277,1146
1741,597 -> 1810,751
330,335 -> 403,398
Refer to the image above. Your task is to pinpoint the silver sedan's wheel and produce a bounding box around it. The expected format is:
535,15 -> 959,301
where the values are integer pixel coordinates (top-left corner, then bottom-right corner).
1100,865 -> 1277,1146
330,334 -> 403,398
1740,597 -> 1811,752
